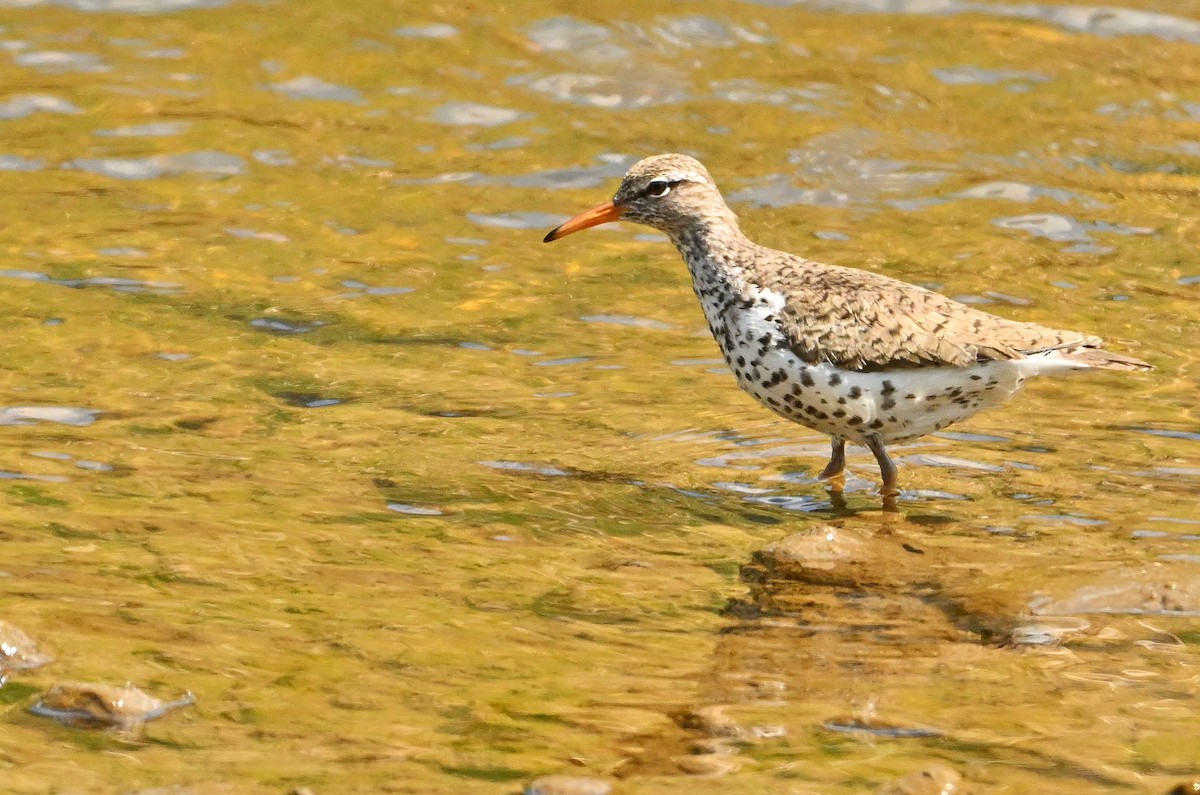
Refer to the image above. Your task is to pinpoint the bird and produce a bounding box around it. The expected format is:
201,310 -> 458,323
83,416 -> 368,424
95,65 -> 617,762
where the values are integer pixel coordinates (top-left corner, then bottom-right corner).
542,153 -> 1152,500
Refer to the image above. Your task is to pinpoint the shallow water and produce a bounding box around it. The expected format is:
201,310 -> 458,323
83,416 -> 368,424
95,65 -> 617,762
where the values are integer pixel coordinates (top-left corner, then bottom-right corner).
0,0 -> 1197,792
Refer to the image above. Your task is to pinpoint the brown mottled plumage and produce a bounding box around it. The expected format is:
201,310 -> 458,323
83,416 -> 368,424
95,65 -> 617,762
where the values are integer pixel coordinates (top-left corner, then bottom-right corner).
544,153 -> 1152,499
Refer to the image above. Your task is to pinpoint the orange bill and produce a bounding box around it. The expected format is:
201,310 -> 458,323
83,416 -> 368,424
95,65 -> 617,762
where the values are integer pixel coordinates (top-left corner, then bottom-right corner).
543,200 -> 625,242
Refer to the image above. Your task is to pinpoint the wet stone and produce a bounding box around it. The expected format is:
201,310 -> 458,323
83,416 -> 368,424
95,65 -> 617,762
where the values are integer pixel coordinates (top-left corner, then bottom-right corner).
759,526 -> 869,572
30,682 -> 194,730
876,763 -> 965,795
525,774 -> 612,795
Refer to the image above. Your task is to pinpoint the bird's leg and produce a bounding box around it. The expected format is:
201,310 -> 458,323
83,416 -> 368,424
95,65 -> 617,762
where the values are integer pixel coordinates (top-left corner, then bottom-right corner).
864,434 -> 899,498
817,437 -> 846,487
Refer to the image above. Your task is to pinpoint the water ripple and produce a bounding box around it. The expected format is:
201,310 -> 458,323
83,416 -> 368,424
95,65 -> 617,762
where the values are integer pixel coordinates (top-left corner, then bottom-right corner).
0,406 -> 98,426
516,71 -> 687,109
468,211 -> 563,230
992,213 -> 1152,247
13,50 -> 109,72
580,315 -> 674,330
0,94 -> 83,120
267,76 -> 363,103
931,65 -> 1050,86
432,101 -> 525,127
249,318 -> 328,334
0,154 -> 45,171
394,23 -> 458,39
749,0 -> 1200,46
0,268 -> 182,294
479,460 -> 571,477
526,17 -> 624,62
955,181 -> 1104,208
96,121 -> 190,137
6,0 -> 229,10
227,228 -> 289,243
64,151 -> 246,179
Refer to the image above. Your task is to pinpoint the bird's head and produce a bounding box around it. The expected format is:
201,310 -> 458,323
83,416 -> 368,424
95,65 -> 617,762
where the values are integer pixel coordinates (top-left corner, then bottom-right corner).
544,153 -> 731,242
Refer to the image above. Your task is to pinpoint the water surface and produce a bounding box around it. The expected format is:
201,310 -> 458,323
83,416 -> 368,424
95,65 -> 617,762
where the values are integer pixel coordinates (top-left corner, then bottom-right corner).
0,0 -> 1197,792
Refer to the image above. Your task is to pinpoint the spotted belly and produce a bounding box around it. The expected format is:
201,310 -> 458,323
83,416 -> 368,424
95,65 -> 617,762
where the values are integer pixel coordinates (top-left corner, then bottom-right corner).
703,299 -> 1031,444
730,350 -> 1026,443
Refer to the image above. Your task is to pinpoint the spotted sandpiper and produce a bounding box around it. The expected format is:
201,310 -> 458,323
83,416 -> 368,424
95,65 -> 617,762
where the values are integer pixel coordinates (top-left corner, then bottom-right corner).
543,153 -> 1152,499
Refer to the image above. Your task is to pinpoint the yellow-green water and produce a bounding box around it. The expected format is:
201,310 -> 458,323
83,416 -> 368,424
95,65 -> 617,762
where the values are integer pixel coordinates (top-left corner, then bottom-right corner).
0,0 -> 1198,792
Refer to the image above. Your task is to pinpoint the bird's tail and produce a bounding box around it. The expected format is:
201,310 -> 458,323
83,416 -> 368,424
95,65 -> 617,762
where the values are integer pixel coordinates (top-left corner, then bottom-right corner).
1059,346 -> 1153,372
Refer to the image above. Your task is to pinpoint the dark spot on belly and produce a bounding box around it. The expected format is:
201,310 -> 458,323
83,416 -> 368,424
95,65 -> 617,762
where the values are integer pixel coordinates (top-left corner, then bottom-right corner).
905,393 -> 916,400
882,397 -> 895,411
969,374 -> 982,381
869,419 -> 884,430
848,386 -> 862,399
791,384 -> 804,396
848,416 -> 863,426
832,409 -> 846,418
881,380 -> 895,396
736,355 -> 746,367
828,372 -> 842,387
800,370 -> 815,387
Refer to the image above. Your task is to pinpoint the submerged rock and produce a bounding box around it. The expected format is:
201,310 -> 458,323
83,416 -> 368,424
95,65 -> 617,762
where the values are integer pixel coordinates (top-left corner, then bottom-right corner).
30,682 -> 193,730
1031,565 -> 1200,616
0,620 -> 52,683
763,525 -> 869,569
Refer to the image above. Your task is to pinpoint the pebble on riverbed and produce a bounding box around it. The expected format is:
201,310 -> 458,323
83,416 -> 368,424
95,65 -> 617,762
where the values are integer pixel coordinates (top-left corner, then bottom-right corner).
29,682 -> 194,730
525,774 -> 612,795
746,525 -> 898,588
0,619 -> 53,683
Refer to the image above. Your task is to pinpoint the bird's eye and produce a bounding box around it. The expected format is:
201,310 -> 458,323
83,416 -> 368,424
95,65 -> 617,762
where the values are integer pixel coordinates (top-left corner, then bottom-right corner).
645,180 -> 672,198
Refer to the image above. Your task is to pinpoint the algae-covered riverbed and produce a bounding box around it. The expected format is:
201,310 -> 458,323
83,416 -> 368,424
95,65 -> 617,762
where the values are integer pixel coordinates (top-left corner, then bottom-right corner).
0,0 -> 1197,792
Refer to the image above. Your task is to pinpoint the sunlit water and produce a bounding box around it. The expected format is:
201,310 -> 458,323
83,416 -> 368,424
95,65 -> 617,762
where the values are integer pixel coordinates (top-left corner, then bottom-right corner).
0,0 -> 1197,792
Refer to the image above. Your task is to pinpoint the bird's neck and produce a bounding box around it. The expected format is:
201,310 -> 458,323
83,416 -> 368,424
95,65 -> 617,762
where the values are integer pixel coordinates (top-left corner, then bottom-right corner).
670,217 -> 759,284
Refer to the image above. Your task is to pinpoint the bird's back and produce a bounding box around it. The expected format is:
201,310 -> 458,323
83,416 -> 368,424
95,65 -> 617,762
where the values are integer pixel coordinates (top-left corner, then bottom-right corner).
738,244 -> 1149,372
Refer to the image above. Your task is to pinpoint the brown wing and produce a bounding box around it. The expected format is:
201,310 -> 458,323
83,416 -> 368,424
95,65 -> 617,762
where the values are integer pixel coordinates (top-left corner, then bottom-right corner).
762,257 -> 1099,371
